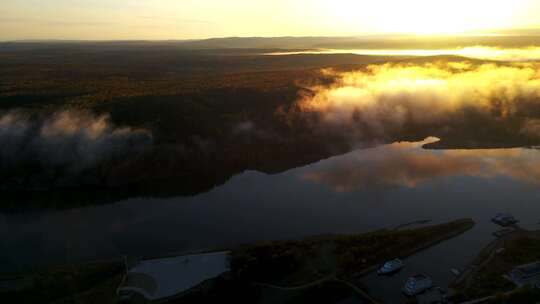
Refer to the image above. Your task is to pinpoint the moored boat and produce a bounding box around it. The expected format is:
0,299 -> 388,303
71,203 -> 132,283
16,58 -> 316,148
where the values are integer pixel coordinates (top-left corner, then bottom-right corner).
377,258 -> 405,275
402,274 -> 433,296
492,213 -> 519,227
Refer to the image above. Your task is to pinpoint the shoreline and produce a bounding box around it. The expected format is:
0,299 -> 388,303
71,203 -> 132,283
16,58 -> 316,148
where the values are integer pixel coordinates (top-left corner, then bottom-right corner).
356,218 -> 475,278
0,218 -> 469,276
449,226 -> 540,302
1,218 -> 476,303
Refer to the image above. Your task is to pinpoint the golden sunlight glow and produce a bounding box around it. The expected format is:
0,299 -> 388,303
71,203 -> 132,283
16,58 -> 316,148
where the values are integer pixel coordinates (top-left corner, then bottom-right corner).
327,0 -> 518,35
1,0 -> 539,40
267,47 -> 540,62
298,62 -> 540,126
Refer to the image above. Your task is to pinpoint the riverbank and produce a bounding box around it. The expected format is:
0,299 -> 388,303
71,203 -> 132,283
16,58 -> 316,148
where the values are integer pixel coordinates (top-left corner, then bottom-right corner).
178,218 -> 474,303
0,219 -> 474,303
450,227 -> 540,303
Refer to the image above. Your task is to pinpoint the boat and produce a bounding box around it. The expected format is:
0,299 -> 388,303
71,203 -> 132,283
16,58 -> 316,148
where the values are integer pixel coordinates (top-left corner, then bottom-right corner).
402,274 -> 433,296
451,268 -> 461,276
492,213 -> 519,227
377,259 -> 405,275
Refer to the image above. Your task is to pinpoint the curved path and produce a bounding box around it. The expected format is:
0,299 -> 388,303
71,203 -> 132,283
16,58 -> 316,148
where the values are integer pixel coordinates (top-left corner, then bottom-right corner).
253,275 -> 335,291
255,275 -> 380,304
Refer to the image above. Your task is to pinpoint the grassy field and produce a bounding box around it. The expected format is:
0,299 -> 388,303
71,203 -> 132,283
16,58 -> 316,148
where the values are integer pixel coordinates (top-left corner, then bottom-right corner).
170,219 -> 476,303
0,261 -> 124,304
175,219 -> 475,303
230,219 -> 474,284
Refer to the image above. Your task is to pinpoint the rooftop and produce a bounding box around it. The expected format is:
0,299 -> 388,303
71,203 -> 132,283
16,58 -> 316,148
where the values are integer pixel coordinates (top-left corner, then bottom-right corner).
515,261 -> 540,276
118,251 -> 230,301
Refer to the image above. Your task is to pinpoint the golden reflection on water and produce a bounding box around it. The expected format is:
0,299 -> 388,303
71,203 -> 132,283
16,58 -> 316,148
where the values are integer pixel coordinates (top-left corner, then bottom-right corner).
267,47 -> 540,61
301,138 -> 540,192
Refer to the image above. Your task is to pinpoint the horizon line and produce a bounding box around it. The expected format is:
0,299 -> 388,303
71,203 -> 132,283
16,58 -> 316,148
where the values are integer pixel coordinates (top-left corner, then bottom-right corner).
4,32 -> 540,43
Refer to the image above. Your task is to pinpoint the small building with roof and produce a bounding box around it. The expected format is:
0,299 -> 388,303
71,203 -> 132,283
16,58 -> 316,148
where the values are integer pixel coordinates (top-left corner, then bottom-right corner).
117,251 -> 230,302
492,213 -> 519,227
506,261 -> 540,287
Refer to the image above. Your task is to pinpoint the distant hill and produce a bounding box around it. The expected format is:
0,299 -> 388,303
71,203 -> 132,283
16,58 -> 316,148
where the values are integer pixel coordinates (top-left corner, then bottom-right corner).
4,33 -> 540,51
174,35 -> 540,50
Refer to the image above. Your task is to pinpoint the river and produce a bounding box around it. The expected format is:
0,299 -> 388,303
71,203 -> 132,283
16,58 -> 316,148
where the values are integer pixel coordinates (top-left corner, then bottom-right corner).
2,138 -> 540,301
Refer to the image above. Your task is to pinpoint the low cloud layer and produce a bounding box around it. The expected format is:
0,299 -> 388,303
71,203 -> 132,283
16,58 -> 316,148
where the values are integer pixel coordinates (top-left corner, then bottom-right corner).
281,61 -> 540,145
0,110 -> 152,187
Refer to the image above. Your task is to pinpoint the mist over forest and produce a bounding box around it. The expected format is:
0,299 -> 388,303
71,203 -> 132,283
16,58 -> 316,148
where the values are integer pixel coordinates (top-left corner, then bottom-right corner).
3,39 -> 540,208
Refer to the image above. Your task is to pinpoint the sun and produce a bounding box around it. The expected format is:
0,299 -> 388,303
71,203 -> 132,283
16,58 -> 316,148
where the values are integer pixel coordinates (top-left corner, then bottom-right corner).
326,0 -> 515,35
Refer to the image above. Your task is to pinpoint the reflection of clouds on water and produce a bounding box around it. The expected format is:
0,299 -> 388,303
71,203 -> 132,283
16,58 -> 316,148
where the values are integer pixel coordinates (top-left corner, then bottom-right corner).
301,138 -> 540,192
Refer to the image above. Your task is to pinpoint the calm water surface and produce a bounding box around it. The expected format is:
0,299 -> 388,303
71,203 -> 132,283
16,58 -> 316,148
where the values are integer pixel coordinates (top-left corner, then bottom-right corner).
265,46 -> 540,61
2,138 -> 540,301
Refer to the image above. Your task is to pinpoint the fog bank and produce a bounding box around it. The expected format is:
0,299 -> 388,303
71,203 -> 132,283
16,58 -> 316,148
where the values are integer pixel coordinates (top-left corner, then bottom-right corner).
0,110 -> 152,188
283,61 -> 540,145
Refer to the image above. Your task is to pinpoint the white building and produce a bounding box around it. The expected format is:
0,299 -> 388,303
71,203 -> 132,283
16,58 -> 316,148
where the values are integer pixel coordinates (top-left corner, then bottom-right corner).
117,251 -> 230,302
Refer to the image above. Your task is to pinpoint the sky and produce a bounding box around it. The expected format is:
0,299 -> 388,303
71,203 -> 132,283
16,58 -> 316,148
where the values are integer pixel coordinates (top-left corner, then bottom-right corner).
1,0 -> 540,40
